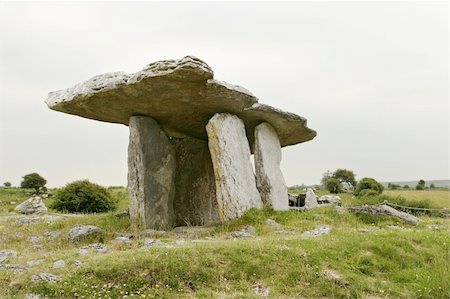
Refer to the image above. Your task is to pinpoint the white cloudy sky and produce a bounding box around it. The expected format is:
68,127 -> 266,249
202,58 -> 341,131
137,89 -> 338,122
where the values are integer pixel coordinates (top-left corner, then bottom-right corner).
0,1 -> 448,188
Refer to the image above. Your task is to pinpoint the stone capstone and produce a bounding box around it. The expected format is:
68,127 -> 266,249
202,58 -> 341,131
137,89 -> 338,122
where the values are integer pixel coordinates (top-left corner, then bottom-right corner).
68,225 -> 103,242
15,196 -> 48,215
128,116 -> 176,229
171,137 -> 219,226
348,205 -> 419,225
318,195 -> 341,205
206,113 -> 262,220
254,122 -> 288,210
45,56 -> 316,149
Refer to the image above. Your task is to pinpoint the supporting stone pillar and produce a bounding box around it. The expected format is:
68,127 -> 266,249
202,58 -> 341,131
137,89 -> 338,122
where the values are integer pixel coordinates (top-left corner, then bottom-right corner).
254,122 -> 289,210
206,113 -> 262,220
171,137 -> 219,226
128,116 -> 176,229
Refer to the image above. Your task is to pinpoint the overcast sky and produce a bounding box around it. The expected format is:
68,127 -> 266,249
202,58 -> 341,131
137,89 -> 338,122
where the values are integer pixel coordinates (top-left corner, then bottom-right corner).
0,1 -> 448,188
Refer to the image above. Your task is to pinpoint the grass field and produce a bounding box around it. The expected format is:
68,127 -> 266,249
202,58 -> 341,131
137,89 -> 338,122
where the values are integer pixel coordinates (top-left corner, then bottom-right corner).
0,187 -> 449,298
384,190 -> 449,209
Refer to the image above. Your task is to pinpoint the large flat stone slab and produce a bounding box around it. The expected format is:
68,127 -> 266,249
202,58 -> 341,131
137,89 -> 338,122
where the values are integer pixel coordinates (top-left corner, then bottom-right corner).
45,56 -> 316,148
254,122 -> 288,210
128,116 -> 176,229
172,137 -> 219,226
206,113 -> 262,220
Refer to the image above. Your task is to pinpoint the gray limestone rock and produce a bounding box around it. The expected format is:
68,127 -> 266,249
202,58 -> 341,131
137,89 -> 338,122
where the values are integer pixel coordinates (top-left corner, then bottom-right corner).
32,273 -> 60,283
15,196 -> 48,215
265,219 -> 282,228
348,205 -> 419,225
254,122 -> 288,210
318,195 -> 341,205
53,260 -> 65,269
28,236 -> 43,244
45,56 -> 316,149
112,236 -> 132,245
231,225 -> 257,238
142,238 -> 162,248
27,260 -> 43,266
206,113 -> 262,220
68,225 -> 103,242
302,225 -> 332,237
0,264 -> 26,272
0,250 -> 17,263
79,243 -> 109,254
172,137 -> 219,226
128,116 -> 176,229
304,188 -> 318,209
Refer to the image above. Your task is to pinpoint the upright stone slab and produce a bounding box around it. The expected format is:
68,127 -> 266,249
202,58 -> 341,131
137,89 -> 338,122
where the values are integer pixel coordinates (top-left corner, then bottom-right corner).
171,137 -> 219,226
206,113 -> 262,220
254,122 -> 289,210
128,116 -> 176,229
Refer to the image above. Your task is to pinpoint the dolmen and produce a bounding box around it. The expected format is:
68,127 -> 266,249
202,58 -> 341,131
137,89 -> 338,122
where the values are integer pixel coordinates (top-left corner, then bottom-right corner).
45,56 -> 316,229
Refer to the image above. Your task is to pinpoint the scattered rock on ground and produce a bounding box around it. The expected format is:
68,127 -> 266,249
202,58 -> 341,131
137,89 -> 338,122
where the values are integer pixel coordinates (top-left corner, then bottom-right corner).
32,273 -> 60,283
318,195 -> 341,205
112,236 -> 132,245
265,219 -> 282,228
302,225 -> 332,237
43,231 -> 61,238
27,260 -> 43,266
53,260 -> 65,268
28,236 -> 43,244
0,249 -> 17,263
348,205 -> 419,225
73,260 -> 83,268
25,294 -> 41,299
69,225 -> 103,242
252,283 -> 270,298
79,243 -> 108,254
231,225 -> 256,238
322,269 -> 348,285
0,263 -> 26,272
142,238 -> 162,248
15,196 -> 48,215
16,217 -> 40,225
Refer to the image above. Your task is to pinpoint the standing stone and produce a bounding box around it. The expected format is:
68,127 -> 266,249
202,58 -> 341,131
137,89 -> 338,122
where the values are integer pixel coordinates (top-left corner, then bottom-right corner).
304,188 -> 318,209
128,116 -> 176,229
15,196 -> 48,214
254,122 -> 288,210
172,137 -> 219,226
206,113 -> 262,220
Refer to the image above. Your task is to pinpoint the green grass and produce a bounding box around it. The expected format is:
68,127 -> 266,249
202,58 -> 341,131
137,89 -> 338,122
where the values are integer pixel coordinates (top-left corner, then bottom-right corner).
1,201 -> 449,298
384,190 -> 450,209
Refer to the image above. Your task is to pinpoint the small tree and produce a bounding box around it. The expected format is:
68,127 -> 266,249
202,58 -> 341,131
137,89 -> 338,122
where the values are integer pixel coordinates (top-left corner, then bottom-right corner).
20,173 -> 47,194
416,179 -> 426,190
403,185 -> 410,189
354,177 -> 384,197
325,178 -> 342,194
430,183 -> 435,189
332,169 -> 357,188
3,182 -> 11,188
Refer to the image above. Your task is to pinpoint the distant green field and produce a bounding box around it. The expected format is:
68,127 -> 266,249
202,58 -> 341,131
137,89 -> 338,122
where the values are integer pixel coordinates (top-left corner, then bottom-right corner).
384,189 -> 449,209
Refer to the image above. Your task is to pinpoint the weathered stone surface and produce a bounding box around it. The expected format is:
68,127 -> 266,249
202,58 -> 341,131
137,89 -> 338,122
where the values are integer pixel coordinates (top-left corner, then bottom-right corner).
301,225 -> 332,237
45,56 -> 316,148
265,218 -> 282,228
128,116 -> 176,229
348,205 -> 419,225
0,264 -> 26,272
15,196 -> 48,215
53,260 -> 65,269
79,243 -> 109,254
231,225 -> 257,238
0,249 -> 17,263
304,188 -> 318,209
318,195 -> 341,205
206,113 -> 262,220
68,225 -> 103,242
254,122 -> 288,210
32,273 -> 60,283
171,137 -> 219,226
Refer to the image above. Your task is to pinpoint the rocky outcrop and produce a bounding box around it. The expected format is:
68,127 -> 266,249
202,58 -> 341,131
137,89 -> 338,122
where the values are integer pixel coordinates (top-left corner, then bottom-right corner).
45,56 -> 316,148
15,196 -> 48,215
128,116 -> 176,229
172,137 -> 219,226
304,188 -> 318,209
206,114 -> 262,220
0,249 -> 17,263
68,225 -> 103,242
254,123 -> 288,210
318,195 -> 341,205
348,205 -> 419,225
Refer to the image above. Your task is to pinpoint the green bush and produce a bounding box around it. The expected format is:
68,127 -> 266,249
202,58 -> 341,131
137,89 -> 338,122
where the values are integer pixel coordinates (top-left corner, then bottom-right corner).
354,177 -> 384,197
325,178 -> 342,194
358,189 -> 379,197
51,180 -> 117,213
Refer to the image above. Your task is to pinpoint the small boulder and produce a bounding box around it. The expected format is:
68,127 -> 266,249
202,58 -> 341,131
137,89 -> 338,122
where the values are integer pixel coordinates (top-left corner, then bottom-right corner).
53,260 -> 65,269
301,225 -> 331,237
112,236 -> 132,245
0,263 -> 26,272
15,196 -> 48,215
265,219 -> 282,228
142,238 -> 162,248
79,243 -> 108,254
231,225 -> 256,238
69,225 -> 103,242
318,195 -> 341,205
31,273 -> 60,283
0,249 -> 17,263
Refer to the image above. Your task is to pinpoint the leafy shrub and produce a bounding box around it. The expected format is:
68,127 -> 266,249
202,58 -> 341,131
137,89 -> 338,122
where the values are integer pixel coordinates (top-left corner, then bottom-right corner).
51,180 -> 117,213
358,189 -> 379,197
325,178 -> 342,194
354,177 -> 384,197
